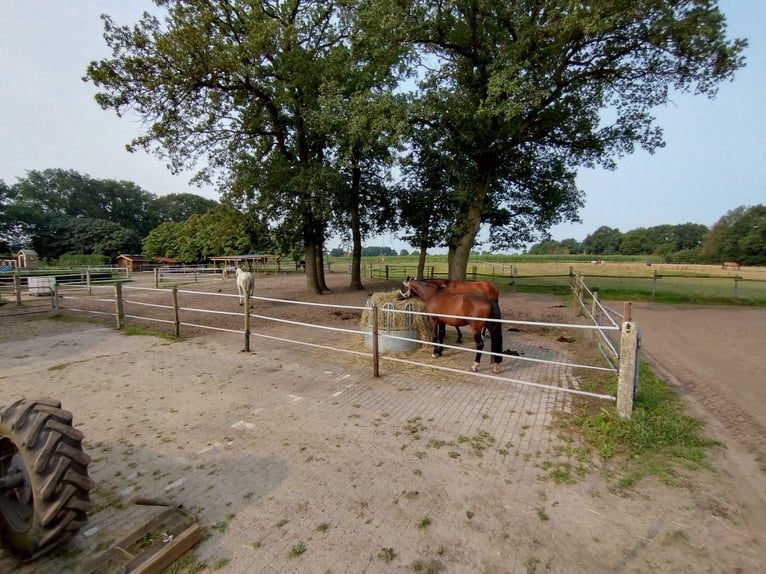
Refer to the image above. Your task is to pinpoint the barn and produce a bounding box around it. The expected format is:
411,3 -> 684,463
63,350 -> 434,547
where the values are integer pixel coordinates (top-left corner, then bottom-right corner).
115,254 -> 151,272
17,249 -> 39,269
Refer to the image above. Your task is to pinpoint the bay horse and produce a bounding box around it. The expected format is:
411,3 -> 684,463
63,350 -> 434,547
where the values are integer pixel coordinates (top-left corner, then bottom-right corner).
236,268 -> 254,306
398,278 -> 503,373
422,278 -> 499,343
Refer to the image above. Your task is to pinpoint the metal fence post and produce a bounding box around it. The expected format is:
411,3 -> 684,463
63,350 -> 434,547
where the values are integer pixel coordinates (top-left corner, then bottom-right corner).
617,302 -> 638,419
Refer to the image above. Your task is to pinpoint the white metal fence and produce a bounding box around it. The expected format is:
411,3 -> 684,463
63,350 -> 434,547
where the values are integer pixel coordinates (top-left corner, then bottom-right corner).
3,273 -> 640,417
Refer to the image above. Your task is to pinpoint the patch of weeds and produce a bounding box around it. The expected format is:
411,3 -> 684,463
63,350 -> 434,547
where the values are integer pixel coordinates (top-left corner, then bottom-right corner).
664,529 -> 690,545
448,451 -> 460,459
427,438 -> 446,449
250,540 -> 262,550
210,557 -> 230,571
411,559 -> 445,573
242,491 -> 254,501
288,542 -> 306,558
416,516 -> 431,529
535,506 -> 549,522
160,552 -> 206,573
466,510 -> 474,520
211,521 -> 228,533
404,417 -> 427,439
316,522 -> 330,533
47,363 -> 70,371
569,363 -> 720,488
457,430 -> 496,456
525,555 -> 541,573
378,547 -> 396,562
414,450 -> 427,460
122,325 -> 178,340
412,468 -> 422,476
402,490 -> 419,500
275,518 -> 289,528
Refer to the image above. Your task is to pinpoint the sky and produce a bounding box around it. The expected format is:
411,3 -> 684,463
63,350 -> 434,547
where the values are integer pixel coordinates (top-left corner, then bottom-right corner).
1,1 -> 763,252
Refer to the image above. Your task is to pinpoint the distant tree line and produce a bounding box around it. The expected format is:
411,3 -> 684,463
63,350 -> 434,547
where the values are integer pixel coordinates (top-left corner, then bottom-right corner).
527,205 -> 766,266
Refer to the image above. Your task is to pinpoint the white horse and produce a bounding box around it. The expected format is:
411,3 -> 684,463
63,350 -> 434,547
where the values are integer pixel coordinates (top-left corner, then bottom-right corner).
236,268 -> 254,306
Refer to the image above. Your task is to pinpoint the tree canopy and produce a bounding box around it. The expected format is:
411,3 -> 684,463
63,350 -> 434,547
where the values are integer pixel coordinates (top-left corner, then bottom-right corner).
83,0 -> 746,282
1,169 -> 219,261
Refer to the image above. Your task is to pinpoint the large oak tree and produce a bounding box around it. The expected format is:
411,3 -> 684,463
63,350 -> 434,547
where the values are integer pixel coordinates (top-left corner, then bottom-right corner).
397,0 -> 746,278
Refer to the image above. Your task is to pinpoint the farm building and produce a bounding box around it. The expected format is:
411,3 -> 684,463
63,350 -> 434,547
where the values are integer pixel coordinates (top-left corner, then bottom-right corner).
115,254 -> 151,272
17,249 -> 39,269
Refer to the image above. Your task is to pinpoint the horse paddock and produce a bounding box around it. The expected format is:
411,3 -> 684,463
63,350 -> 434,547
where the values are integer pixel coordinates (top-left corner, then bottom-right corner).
1,272 -> 764,573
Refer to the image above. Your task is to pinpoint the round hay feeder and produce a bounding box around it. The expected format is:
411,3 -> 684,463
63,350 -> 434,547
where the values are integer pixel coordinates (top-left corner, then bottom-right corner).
361,292 -> 430,353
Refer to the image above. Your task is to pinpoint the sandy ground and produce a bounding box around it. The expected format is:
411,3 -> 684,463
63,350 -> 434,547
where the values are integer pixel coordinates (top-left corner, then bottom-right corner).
0,272 -> 765,573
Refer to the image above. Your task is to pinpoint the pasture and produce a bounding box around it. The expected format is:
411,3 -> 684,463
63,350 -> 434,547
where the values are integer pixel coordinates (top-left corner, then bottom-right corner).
350,259 -> 766,304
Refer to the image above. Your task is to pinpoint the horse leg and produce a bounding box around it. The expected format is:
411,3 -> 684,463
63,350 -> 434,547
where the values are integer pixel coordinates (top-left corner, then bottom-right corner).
455,326 -> 463,344
431,321 -> 444,358
471,330 -> 484,372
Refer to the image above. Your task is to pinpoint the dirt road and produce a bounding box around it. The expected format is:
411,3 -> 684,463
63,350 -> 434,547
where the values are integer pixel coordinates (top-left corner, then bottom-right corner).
633,302 -> 766,530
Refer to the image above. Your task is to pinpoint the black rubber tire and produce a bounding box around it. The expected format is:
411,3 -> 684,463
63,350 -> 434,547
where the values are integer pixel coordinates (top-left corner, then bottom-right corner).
0,398 -> 94,558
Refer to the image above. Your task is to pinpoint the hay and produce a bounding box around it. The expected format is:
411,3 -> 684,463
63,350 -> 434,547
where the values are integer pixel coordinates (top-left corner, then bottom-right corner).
361,290 -> 432,341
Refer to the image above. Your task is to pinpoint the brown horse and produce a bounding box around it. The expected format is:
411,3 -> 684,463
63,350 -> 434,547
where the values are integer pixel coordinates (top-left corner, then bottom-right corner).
398,278 -> 503,373
422,278 -> 499,343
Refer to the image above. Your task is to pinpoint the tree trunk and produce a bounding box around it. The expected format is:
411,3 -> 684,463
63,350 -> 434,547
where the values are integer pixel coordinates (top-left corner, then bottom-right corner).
302,195 -> 322,294
416,222 -> 430,279
349,165 -> 364,290
448,178 -> 488,281
316,233 -> 329,292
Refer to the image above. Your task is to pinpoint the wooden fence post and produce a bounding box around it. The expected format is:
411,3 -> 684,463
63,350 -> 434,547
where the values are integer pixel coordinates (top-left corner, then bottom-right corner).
512,267 -> 518,293
371,303 -> 379,377
51,284 -> 60,314
86,269 -> 92,296
617,302 -> 639,419
154,268 -> 160,289
114,282 -> 124,330
171,286 -> 180,338
13,271 -> 21,306
243,292 -> 251,352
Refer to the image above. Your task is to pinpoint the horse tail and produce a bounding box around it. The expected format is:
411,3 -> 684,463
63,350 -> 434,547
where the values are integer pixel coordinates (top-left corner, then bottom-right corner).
489,299 -> 503,364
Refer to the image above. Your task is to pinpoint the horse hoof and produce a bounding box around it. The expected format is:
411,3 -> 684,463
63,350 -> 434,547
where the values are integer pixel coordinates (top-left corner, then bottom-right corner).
471,362 -> 479,372
493,364 -> 500,374
432,353 -> 440,358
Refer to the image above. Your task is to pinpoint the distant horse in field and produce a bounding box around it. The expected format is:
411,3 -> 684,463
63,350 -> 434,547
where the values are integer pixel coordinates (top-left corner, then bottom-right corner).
236,268 -> 254,306
722,261 -> 740,270
398,278 -> 503,373
421,278 -> 499,343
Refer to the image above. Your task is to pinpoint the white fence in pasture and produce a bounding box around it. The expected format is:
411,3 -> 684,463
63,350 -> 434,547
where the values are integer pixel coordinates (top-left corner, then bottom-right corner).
30,276 -> 641,417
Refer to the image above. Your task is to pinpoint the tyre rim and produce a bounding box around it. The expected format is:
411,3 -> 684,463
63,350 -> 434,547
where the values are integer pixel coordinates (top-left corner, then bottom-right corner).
0,437 -> 33,533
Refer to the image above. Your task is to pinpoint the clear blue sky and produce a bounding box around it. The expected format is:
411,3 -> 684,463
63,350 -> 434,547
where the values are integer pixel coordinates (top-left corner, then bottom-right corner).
1,1 -> 762,251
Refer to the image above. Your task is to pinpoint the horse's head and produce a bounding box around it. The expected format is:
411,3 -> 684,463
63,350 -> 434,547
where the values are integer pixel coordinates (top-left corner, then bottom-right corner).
396,277 -> 412,300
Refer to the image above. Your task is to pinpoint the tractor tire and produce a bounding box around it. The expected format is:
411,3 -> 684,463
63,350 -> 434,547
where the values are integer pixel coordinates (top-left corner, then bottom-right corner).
0,398 -> 94,558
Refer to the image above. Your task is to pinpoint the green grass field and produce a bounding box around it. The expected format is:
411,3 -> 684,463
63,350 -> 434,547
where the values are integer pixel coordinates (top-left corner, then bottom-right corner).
333,256 -> 766,306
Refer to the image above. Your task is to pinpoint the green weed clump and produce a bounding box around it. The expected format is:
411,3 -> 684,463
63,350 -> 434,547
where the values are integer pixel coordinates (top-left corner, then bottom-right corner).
571,363 -> 719,487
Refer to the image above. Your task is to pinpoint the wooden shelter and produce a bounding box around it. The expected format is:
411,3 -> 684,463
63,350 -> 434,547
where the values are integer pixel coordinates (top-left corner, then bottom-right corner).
115,254 -> 151,272
17,249 -> 39,269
